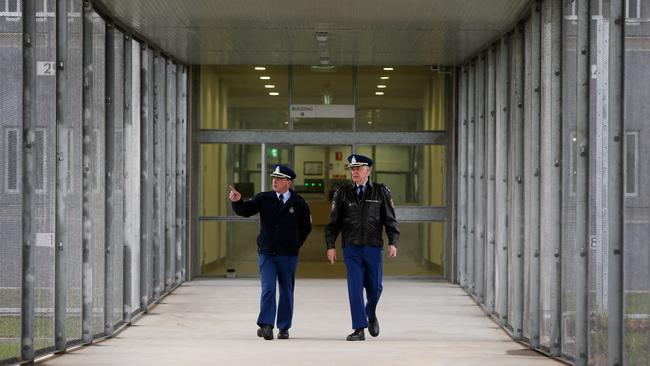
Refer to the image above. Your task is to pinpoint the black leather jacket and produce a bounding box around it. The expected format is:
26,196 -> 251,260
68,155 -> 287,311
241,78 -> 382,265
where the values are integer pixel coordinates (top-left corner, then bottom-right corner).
325,180 -> 399,249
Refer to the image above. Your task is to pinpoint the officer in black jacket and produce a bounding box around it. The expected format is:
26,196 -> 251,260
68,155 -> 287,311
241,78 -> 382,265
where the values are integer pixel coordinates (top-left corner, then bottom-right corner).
229,164 -> 312,340
325,154 -> 400,341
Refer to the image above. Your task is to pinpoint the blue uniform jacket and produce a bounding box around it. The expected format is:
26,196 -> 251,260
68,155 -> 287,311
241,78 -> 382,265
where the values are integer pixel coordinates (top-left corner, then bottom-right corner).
232,189 -> 312,256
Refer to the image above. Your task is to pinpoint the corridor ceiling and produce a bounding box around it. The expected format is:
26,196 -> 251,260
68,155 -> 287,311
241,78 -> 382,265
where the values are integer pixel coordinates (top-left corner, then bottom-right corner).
95,0 -> 531,66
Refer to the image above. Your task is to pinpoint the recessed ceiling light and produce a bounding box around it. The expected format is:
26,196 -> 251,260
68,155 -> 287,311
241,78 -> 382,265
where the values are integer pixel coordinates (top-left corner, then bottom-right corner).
377,85 -> 387,88
375,91 -> 384,95
269,92 -> 279,96
367,121 -> 373,125
284,121 -> 289,125
254,66 -> 266,71
383,67 -> 394,71
264,84 -> 275,88
380,76 -> 390,80
260,76 -> 271,80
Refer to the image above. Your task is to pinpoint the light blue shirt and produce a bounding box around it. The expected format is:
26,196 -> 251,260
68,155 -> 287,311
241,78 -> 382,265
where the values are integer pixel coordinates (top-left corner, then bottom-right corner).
277,191 -> 291,203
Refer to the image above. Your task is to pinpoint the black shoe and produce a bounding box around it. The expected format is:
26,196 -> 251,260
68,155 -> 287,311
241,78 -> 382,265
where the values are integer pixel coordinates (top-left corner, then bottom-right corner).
257,325 -> 274,340
346,328 -> 365,341
278,330 -> 289,339
368,316 -> 380,337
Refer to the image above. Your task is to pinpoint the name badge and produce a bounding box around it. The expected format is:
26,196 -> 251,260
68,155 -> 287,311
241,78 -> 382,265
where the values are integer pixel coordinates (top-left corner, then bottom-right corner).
365,199 -> 380,203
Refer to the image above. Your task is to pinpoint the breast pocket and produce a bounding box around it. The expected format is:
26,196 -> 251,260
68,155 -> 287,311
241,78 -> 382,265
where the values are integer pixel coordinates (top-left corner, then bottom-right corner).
365,200 -> 381,216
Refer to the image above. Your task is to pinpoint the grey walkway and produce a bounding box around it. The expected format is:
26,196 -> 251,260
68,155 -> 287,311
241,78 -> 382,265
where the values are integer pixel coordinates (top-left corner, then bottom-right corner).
41,278 -> 563,366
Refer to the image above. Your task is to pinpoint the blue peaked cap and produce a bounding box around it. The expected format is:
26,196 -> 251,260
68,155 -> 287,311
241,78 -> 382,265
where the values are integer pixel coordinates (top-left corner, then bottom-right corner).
347,154 -> 373,167
270,164 -> 296,180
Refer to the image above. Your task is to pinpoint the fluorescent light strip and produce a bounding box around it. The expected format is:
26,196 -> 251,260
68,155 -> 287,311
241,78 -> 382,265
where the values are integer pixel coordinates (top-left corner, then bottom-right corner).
260,76 -> 271,80
375,91 -> 384,95
383,67 -> 394,71
254,66 -> 266,71
264,85 -> 275,88
269,92 -> 279,96
377,85 -> 387,88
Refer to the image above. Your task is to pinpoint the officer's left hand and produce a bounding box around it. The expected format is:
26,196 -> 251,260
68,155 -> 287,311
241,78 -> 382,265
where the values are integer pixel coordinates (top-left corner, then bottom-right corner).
387,245 -> 397,258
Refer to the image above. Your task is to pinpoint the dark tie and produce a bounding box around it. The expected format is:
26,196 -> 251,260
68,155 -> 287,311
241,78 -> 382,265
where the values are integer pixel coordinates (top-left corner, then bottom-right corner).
357,185 -> 364,200
278,194 -> 284,204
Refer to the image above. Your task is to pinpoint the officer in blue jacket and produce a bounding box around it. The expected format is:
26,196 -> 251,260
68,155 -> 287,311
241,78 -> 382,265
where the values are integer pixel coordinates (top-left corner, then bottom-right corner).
228,164 -> 312,340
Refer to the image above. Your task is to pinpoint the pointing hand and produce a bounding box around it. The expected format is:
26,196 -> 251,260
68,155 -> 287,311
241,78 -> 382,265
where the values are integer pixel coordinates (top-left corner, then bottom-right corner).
228,185 -> 241,202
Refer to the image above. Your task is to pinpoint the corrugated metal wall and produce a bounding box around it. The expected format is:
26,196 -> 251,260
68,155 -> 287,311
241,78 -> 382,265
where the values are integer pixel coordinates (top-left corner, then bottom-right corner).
0,1 -> 189,364
456,0 -> 650,365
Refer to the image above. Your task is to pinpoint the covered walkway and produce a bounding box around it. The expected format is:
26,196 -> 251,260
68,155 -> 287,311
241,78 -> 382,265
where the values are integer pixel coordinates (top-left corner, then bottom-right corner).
41,278 -> 562,366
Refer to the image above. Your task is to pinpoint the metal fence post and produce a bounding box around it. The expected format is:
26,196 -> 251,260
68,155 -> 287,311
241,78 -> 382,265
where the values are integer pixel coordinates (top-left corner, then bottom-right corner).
21,0 -> 36,360
140,46 -> 154,310
575,0 -> 591,364
528,0 -> 542,350
467,61 -> 476,295
549,0 -> 563,356
495,36 -> 510,326
81,0 -> 95,346
122,34 -> 134,324
510,25 -> 525,341
104,23 -> 116,337
607,0 -> 624,364
475,54 -> 486,303
486,45 -> 497,313
457,66 -> 467,286
54,0 -> 69,353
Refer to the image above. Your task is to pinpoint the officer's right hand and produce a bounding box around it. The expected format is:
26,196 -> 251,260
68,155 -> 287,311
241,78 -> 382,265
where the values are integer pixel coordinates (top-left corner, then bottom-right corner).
327,248 -> 337,264
228,185 -> 241,202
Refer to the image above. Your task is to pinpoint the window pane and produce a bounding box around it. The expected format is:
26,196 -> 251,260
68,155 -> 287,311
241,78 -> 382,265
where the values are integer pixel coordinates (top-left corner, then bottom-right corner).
357,66 -> 447,132
200,65 -> 289,129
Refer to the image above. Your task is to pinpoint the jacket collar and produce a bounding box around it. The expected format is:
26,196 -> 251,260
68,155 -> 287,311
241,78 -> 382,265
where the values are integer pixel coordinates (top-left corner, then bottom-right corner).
351,179 -> 373,190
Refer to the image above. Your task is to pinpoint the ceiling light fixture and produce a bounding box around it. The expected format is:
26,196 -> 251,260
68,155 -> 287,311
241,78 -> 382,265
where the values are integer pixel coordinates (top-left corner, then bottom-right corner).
269,92 -> 279,96
264,85 -> 275,88
254,66 -> 266,71
380,76 -> 389,80
375,91 -> 384,95
367,121 -> 373,125
383,67 -> 394,71
260,76 -> 271,80
377,85 -> 387,88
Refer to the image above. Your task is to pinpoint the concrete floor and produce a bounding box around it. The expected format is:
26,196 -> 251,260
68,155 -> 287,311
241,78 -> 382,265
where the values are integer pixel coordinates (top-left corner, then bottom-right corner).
40,278 -> 564,366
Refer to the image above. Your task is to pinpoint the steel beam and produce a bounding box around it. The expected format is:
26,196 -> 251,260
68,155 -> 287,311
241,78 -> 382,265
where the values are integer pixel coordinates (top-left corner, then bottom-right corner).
54,0 -> 69,353
528,0 -> 542,349
457,66 -> 468,287
475,53 -> 486,303
104,22 -> 116,338
510,25 -> 525,341
486,45 -> 497,314
140,46 -> 154,310
21,0 -> 37,360
607,0 -> 624,364
196,130 -> 447,146
81,0 -> 94,346
467,61 -> 476,295
495,36 -> 510,327
575,0 -> 591,364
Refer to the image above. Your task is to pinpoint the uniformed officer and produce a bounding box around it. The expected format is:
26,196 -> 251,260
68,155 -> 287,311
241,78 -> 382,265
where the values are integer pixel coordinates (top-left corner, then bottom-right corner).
325,154 -> 400,341
229,164 -> 312,340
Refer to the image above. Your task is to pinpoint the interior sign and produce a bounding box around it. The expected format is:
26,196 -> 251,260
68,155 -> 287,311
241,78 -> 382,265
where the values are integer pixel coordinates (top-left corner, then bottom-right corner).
290,104 -> 354,118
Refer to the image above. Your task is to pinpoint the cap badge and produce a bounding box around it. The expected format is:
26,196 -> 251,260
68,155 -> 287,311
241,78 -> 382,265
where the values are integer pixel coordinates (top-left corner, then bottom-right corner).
274,166 -> 281,174
351,156 -> 357,164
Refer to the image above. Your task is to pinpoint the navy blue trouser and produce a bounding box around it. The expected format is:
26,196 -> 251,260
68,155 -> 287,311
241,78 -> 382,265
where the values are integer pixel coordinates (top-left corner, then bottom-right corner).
257,254 -> 298,330
343,245 -> 383,330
